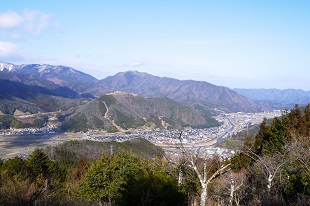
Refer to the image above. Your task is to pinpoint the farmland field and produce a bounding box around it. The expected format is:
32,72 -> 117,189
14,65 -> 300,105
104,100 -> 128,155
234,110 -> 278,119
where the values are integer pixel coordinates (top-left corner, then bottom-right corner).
0,133 -> 84,159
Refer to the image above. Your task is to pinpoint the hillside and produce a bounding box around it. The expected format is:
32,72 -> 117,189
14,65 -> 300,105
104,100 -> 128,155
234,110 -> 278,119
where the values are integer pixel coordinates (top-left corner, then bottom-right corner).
86,71 -> 261,112
47,138 -> 163,163
61,92 -> 220,132
0,79 -> 91,114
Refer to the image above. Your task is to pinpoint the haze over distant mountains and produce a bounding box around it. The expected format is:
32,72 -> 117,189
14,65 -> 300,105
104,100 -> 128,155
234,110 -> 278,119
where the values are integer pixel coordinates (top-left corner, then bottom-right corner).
234,88 -> 310,108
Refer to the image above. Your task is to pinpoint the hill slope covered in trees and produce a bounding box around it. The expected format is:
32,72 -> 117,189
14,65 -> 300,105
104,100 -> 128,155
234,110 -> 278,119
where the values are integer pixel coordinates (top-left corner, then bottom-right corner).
61,92 -> 220,132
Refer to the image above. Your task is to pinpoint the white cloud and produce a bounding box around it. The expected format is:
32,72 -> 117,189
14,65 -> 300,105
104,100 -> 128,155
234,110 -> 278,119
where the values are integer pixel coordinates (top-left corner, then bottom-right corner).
116,59 -> 145,69
0,10 -> 57,37
0,41 -> 19,57
0,11 -> 23,29
23,10 -> 52,36
0,10 -> 59,62
130,59 -> 144,67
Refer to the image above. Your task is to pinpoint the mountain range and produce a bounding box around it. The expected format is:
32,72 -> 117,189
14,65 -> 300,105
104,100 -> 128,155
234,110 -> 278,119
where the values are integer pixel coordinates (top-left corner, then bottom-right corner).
86,71 -> 260,112
1,61 -> 309,130
0,61 -> 262,112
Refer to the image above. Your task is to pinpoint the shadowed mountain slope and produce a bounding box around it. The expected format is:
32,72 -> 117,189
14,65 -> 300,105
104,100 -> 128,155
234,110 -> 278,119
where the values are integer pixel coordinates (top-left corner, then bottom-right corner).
0,79 -> 90,114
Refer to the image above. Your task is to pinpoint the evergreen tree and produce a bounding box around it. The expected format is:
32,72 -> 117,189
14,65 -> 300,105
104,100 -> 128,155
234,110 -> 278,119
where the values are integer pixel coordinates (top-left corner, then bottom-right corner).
1,156 -> 26,177
79,151 -> 139,206
27,148 -> 50,180
253,118 -> 269,154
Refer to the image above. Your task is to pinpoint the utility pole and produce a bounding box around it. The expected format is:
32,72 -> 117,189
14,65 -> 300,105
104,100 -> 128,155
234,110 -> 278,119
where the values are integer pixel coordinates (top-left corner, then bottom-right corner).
110,144 -> 113,156
50,145 -> 55,160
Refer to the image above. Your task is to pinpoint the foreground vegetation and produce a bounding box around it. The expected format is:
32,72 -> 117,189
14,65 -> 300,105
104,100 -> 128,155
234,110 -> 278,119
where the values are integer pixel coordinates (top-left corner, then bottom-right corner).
0,105 -> 309,205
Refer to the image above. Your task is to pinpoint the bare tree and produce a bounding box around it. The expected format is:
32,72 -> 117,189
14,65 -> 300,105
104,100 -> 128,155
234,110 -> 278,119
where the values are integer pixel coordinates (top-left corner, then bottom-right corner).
289,137 -> 310,175
177,133 -> 231,206
243,148 -> 288,205
229,172 -> 245,206
212,171 -> 245,206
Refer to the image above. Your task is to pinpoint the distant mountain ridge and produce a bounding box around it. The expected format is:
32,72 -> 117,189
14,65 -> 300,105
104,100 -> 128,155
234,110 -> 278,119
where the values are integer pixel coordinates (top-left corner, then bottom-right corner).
3,61 -> 301,113
86,71 -> 261,112
234,88 -> 310,107
0,61 -> 98,92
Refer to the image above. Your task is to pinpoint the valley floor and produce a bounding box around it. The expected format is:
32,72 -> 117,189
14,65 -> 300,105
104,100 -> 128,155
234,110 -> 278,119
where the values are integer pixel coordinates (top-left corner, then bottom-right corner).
0,111 -> 281,159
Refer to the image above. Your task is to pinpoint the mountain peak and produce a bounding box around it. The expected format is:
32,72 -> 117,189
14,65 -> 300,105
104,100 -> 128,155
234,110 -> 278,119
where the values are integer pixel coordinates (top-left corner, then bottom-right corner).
124,70 -> 140,74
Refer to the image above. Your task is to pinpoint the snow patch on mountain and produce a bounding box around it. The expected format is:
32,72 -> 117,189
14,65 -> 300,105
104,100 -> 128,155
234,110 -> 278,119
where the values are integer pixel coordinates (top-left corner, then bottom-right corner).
0,61 -> 15,72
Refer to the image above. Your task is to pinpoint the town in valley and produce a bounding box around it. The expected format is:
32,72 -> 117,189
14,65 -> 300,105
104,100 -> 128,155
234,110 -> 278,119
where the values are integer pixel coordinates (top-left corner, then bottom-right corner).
0,110 -> 282,159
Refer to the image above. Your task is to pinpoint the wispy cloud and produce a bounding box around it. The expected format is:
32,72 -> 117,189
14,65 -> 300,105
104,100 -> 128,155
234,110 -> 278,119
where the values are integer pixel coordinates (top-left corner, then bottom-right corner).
117,59 -> 145,69
0,41 -> 19,57
5,32 -> 23,40
23,10 -> 52,36
0,41 -> 24,61
0,10 -> 61,62
0,10 -> 59,37
130,59 -> 144,67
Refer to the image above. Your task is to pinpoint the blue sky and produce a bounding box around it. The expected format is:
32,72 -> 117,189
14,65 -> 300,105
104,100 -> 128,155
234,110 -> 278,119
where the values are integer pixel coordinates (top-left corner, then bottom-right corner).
0,1 -> 310,90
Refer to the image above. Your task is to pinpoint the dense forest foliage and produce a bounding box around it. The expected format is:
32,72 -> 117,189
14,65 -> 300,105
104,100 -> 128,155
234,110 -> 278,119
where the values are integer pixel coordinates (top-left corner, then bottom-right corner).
231,104 -> 310,205
0,139 -> 184,206
0,104 -> 309,205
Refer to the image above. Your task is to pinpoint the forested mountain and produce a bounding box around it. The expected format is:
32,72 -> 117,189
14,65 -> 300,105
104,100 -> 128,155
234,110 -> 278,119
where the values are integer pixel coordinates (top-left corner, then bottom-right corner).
61,92 -> 220,132
86,71 -> 261,112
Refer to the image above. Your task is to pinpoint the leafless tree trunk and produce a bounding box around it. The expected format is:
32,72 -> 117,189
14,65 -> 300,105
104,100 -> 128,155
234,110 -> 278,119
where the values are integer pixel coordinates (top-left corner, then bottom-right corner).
177,133 -> 230,206
178,165 -> 184,185
229,174 -> 235,206
229,172 -> 244,206
234,194 -> 241,206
